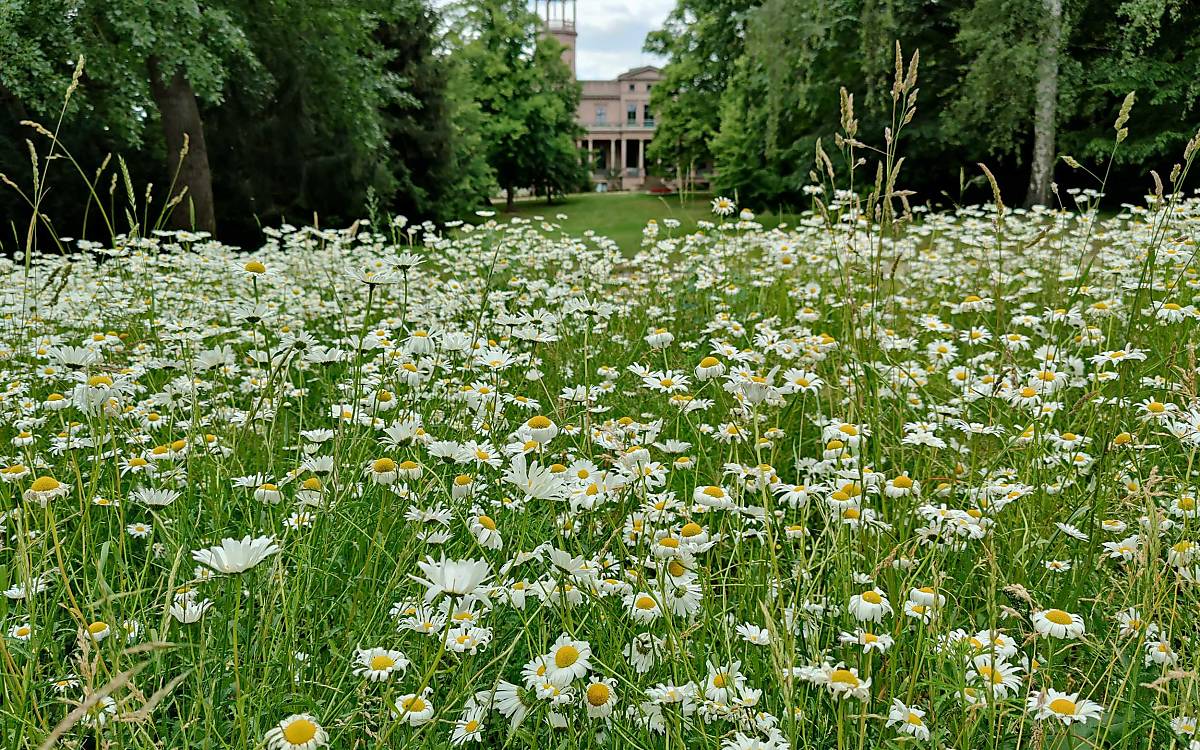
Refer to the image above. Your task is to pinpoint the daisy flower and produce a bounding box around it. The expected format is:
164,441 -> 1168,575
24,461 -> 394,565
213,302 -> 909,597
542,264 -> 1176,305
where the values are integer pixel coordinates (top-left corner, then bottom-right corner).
353,647 -> 409,682
264,714 -> 328,750
1027,690 -> 1103,725
1031,608 -> 1086,639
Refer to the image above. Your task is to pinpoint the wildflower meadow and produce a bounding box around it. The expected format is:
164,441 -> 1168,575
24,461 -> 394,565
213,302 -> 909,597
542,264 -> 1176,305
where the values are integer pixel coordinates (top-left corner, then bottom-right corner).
4,51 -> 1200,750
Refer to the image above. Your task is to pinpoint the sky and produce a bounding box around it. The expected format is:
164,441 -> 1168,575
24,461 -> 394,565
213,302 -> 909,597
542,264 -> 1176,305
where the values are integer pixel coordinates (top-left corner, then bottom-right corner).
551,0 -> 674,80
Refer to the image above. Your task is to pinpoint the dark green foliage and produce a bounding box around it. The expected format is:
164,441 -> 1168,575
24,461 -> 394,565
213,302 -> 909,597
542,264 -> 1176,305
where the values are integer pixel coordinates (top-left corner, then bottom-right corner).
652,0 -> 1200,210
0,0 -> 493,245
452,0 -> 586,206
643,0 -> 761,177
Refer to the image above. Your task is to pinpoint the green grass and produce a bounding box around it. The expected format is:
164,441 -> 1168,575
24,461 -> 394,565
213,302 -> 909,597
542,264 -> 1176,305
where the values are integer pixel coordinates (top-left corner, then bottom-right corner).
5,186 -> 1200,750
7,68 -> 1200,749
497,192 -> 801,253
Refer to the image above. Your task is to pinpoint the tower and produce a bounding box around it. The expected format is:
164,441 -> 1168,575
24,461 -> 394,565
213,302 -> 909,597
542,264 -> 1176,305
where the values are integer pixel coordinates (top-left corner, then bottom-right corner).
540,0 -> 577,78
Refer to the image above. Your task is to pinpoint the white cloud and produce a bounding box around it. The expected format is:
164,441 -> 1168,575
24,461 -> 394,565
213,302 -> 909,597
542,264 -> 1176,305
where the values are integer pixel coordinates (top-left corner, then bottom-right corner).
569,0 -> 673,79
433,1 -> 674,80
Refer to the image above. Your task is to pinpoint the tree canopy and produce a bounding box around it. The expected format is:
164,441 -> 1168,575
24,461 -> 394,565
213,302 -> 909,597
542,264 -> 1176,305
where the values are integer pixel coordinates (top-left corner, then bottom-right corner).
647,0 -> 1200,209
451,0 -> 586,209
0,0 -> 582,245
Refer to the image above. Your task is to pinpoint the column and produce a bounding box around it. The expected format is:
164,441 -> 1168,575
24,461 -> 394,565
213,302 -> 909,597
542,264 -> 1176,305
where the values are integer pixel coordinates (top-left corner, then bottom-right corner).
637,138 -> 645,177
610,140 -> 616,174
586,138 -> 593,175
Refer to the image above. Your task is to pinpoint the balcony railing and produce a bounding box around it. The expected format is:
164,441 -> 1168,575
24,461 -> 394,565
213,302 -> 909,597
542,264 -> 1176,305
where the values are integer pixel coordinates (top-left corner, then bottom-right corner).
585,121 -> 658,130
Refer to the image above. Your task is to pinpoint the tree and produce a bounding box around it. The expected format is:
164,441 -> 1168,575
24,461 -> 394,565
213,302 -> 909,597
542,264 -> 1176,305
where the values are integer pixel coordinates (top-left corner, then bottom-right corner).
644,0 -> 762,185
202,0 -> 434,237
651,0 -> 1198,210
1060,0 -> 1200,169
378,1 -> 494,222
525,35 -> 587,203
703,0 -> 961,208
1,1 -> 261,235
948,0 -> 1063,207
148,56 -> 217,232
1,0 -> 479,240
1025,0 -> 1062,206
453,0 -> 584,209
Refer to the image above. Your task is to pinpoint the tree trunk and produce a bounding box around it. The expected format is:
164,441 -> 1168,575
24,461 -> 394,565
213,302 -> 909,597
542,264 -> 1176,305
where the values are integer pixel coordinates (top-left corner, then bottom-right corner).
506,186 -> 515,211
1024,0 -> 1062,208
148,56 -> 216,234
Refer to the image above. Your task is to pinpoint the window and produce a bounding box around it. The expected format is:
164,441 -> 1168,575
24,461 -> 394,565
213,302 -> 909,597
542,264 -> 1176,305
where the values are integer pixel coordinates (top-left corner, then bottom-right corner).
628,83 -> 635,91
643,104 -> 653,126
626,103 -> 637,124
646,83 -> 653,91
595,104 -> 606,123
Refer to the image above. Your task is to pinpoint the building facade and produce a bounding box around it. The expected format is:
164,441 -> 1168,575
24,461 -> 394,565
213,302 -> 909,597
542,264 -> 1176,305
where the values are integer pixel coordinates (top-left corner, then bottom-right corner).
578,67 -> 662,191
541,0 -> 662,192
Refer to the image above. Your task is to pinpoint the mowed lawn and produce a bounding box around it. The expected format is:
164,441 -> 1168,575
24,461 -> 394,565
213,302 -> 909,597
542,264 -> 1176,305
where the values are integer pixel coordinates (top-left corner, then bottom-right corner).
496,192 -> 801,253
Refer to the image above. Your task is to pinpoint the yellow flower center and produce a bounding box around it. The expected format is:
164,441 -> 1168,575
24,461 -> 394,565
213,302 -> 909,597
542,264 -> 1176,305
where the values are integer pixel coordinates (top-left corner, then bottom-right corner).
373,458 -> 396,473
554,645 -> 579,668
30,476 -> 61,492
1044,609 -> 1073,625
1048,698 -> 1076,715
829,668 -> 859,686
477,515 -> 497,530
861,591 -> 882,604
370,654 -> 396,670
586,683 -> 610,706
402,697 -> 426,713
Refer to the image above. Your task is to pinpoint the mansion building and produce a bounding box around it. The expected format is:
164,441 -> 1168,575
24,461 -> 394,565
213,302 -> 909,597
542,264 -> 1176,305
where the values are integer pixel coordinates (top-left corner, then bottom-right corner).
541,0 -> 663,192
